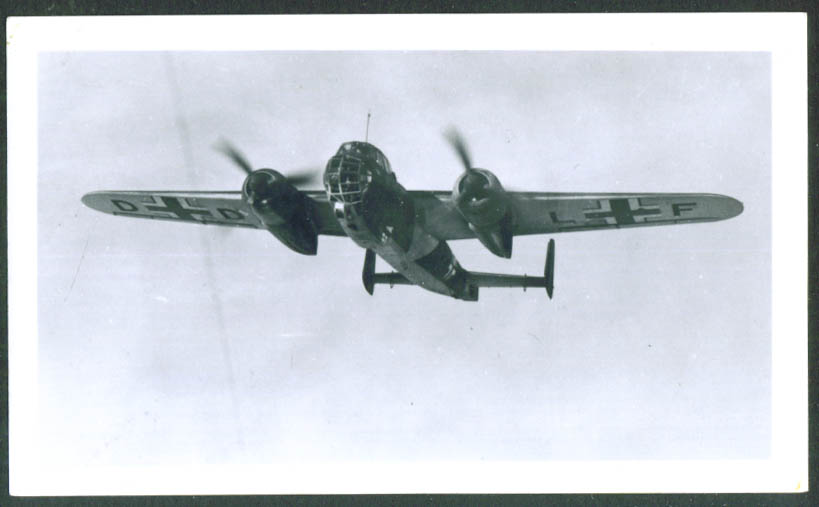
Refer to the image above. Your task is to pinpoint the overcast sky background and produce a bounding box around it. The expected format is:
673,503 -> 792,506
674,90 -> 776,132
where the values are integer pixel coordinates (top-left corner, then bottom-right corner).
37,51 -> 770,466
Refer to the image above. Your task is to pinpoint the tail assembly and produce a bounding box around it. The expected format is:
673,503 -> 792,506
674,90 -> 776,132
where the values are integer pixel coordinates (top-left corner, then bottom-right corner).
361,240 -> 555,300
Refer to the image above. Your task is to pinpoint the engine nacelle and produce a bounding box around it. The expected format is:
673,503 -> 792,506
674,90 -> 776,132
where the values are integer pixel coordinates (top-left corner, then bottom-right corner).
243,169 -> 319,255
452,168 -> 513,258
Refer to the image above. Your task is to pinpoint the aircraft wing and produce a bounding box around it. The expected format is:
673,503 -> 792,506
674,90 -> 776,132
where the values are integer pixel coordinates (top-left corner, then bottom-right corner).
81,190 -> 347,236
412,191 -> 743,240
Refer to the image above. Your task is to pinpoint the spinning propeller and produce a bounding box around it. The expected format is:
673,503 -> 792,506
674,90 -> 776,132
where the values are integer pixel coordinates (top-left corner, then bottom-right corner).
444,127 -> 514,258
212,138 -> 321,255
214,138 -> 318,187
444,128 -> 490,199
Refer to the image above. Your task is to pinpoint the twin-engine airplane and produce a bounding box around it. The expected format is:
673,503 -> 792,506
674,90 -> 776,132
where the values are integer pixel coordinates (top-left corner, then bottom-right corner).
82,130 -> 743,301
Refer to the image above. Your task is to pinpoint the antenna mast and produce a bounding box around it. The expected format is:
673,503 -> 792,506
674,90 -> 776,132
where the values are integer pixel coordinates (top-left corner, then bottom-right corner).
365,111 -> 371,142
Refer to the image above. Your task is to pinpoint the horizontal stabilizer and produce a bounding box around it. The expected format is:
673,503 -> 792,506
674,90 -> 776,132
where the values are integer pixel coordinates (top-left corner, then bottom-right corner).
365,272 -> 412,294
468,272 -> 550,290
373,273 -> 414,287
362,249 -> 413,295
467,239 -> 555,299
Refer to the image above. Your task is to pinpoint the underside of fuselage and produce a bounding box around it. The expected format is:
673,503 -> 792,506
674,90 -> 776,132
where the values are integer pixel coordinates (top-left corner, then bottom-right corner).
324,141 -> 478,300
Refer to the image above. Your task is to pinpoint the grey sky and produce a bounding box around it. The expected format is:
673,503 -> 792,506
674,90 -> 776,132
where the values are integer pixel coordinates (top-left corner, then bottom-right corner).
37,51 -> 770,465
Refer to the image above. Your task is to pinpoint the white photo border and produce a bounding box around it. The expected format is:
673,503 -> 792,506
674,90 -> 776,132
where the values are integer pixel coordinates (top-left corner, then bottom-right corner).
7,13 -> 807,494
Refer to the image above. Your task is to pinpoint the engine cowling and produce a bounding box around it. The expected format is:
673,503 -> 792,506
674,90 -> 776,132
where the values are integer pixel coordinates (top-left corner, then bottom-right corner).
243,169 -> 319,255
452,168 -> 513,258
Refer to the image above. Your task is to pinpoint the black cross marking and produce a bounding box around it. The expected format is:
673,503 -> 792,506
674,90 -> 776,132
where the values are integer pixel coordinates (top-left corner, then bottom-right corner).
584,198 -> 661,225
145,196 -> 213,221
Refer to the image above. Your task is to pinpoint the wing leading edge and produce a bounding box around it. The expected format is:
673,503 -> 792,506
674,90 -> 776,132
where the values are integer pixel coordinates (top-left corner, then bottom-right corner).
412,191 -> 743,240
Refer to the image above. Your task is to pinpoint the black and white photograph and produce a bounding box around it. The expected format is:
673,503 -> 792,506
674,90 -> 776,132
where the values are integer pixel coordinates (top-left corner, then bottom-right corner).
7,14 -> 807,494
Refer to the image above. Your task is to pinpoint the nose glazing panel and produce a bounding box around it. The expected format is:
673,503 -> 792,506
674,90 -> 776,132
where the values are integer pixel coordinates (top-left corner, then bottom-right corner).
324,154 -> 368,205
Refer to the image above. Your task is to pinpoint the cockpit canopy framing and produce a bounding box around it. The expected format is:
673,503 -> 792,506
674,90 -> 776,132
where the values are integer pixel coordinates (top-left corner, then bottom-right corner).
324,141 -> 393,205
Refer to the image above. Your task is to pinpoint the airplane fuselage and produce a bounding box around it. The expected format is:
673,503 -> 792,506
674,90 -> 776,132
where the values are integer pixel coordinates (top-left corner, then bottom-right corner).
323,141 -> 478,301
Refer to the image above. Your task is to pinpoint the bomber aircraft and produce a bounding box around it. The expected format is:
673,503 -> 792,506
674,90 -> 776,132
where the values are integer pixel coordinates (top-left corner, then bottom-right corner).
82,130 -> 743,301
